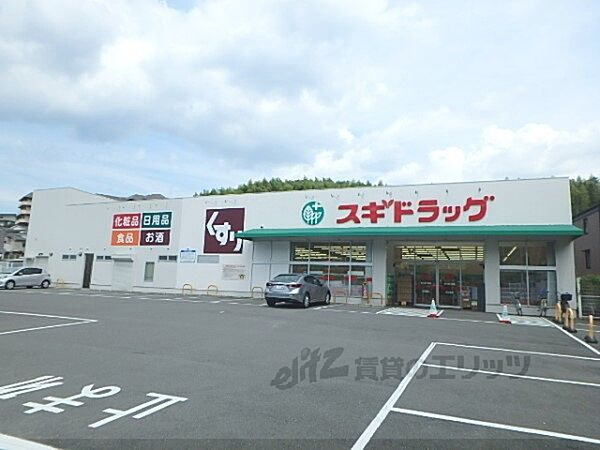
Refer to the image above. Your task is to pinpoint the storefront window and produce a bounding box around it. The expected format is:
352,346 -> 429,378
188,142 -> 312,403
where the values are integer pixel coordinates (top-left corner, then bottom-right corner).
350,242 -> 371,262
499,244 -> 526,265
500,270 -> 527,304
328,265 -> 350,297
329,242 -> 351,262
461,261 -> 484,305
499,242 -> 556,267
309,242 -> 330,261
499,241 -> 557,305
349,266 -> 372,297
290,264 -> 308,274
528,270 -> 557,305
527,243 -> 555,266
288,241 -> 372,298
291,243 -> 310,261
309,264 -> 329,284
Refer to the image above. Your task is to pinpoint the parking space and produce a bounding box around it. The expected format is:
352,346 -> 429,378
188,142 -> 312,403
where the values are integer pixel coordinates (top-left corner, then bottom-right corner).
354,342 -> 600,448
0,310 -> 96,336
1,289 -> 599,449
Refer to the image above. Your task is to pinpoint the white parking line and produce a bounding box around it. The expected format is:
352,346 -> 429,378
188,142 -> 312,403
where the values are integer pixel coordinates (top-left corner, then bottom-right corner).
546,319 -> 600,356
351,342 -> 437,450
0,310 -> 96,322
421,363 -> 600,388
436,342 -> 600,361
0,433 -> 58,449
0,311 -> 97,336
390,407 -> 600,445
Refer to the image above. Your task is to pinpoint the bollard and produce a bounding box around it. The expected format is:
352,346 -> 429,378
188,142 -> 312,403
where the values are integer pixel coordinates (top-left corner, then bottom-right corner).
584,315 -> 598,344
562,308 -> 577,333
554,303 -> 562,324
562,308 -> 570,331
569,308 -> 577,334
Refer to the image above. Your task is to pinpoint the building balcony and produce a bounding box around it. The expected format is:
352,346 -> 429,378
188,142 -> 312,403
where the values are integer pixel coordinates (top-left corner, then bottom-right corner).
18,193 -> 33,203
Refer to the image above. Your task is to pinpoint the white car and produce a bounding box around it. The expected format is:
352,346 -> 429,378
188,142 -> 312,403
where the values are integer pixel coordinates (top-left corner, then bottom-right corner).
0,267 -> 51,290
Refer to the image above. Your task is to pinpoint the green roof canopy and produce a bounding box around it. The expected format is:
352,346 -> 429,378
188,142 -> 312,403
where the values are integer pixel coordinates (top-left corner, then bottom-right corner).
237,225 -> 583,240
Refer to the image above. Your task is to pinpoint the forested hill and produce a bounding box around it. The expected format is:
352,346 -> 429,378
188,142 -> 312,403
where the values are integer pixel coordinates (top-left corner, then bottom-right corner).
194,178 -> 383,196
194,176 -> 599,217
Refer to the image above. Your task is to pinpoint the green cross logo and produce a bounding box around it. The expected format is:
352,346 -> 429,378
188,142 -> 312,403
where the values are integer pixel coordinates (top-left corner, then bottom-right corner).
301,201 -> 325,226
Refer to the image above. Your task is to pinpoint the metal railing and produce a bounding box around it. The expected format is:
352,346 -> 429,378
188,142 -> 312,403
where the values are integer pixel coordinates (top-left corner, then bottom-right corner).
577,277 -> 600,318
205,285 -> 218,296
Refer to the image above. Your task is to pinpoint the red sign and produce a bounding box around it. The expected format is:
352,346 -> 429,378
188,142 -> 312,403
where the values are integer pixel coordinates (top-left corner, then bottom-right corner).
113,213 -> 141,229
336,195 -> 496,225
204,208 -> 245,254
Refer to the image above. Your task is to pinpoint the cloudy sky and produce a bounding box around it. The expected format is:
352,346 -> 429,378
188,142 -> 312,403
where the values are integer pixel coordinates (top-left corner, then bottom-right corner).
1,0 -> 599,211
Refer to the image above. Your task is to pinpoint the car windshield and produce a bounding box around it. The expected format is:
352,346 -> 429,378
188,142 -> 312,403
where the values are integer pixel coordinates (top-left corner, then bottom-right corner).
272,274 -> 301,283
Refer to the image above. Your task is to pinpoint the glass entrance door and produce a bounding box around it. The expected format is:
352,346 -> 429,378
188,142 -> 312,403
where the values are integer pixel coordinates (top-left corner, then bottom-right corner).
393,243 -> 484,308
415,263 -> 436,305
438,263 -> 460,307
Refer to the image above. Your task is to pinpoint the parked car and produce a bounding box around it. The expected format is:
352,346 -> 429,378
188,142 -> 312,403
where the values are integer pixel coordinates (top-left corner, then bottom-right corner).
265,273 -> 331,308
0,267 -> 51,290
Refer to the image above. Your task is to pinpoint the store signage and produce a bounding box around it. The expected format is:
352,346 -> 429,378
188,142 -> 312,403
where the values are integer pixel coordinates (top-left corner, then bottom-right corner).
204,208 -> 245,254
111,211 -> 172,247
301,201 -> 325,226
140,229 -> 171,246
222,264 -> 246,280
179,248 -> 197,263
142,212 -> 172,229
336,195 -> 496,225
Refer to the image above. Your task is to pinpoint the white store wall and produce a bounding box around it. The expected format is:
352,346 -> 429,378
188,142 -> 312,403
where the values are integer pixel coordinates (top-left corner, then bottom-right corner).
24,178 -> 579,309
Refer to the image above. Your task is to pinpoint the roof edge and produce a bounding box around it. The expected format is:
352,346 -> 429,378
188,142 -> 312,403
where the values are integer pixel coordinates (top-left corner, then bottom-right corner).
237,225 -> 583,240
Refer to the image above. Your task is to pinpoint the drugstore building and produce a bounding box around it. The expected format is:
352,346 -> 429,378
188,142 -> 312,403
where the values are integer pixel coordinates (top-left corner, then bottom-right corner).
25,177 -> 582,313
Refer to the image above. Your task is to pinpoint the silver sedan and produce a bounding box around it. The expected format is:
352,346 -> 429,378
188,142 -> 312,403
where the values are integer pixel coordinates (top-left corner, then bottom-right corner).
265,274 -> 331,308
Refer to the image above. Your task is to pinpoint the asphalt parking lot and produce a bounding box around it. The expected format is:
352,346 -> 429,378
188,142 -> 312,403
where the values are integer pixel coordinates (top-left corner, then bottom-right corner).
1,289 -> 599,449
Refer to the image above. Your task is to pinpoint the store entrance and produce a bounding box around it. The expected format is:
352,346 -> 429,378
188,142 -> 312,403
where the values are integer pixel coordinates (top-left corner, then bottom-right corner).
391,243 -> 485,309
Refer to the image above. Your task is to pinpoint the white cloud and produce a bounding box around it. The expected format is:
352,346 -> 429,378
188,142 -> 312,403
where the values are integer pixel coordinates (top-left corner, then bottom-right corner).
0,0 -> 598,210
277,122 -> 600,186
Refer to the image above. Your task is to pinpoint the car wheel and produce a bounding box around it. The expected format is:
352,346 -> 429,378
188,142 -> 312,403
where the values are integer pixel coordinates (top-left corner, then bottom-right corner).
266,299 -> 275,307
324,292 -> 331,305
41,280 -> 50,289
5,280 -> 15,290
303,293 -> 310,308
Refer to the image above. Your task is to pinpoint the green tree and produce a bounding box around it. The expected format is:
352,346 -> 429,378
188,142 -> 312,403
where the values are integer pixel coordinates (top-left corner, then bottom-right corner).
570,176 -> 600,216
197,177 -> 380,196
